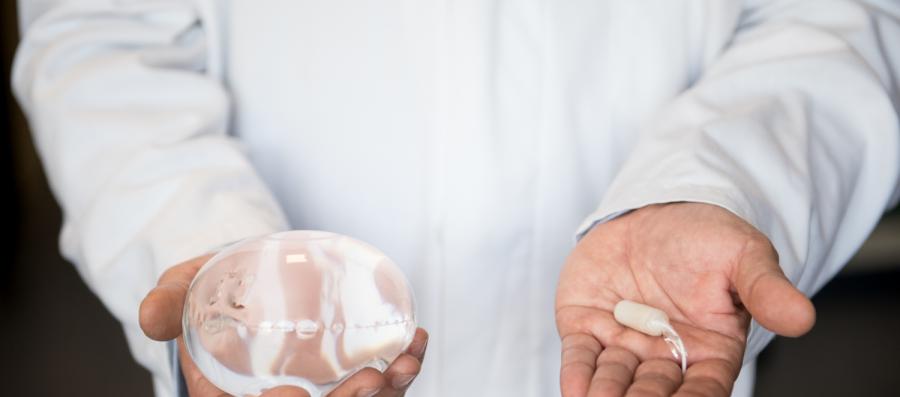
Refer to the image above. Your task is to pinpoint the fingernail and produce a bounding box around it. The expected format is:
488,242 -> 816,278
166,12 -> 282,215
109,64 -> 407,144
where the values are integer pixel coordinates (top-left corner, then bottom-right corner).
392,374 -> 416,389
357,388 -> 380,397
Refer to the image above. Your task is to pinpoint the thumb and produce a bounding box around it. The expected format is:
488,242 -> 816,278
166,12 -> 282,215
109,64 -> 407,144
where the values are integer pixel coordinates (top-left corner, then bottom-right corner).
139,254 -> 214,341
733,238 -> 816,337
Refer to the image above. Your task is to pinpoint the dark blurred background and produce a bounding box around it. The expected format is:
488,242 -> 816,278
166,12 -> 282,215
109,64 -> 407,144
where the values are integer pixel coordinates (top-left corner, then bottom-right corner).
2,2 -> 899,396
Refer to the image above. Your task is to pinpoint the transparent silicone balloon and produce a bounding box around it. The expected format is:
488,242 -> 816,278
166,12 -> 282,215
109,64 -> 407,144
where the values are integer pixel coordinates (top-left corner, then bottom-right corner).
182,231 -> 417,397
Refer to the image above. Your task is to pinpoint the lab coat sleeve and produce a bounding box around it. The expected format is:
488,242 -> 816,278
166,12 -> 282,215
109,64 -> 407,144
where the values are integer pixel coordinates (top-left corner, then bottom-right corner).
11,1 -> 289,395
577,0 -> 900,363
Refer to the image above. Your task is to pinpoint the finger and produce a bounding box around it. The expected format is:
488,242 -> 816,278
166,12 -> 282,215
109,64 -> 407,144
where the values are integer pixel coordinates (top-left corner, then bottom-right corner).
140,254 -> 213,341
733,238 -> 815,337
177,336 -> 229,397
376,353 -> 421,396
371,328 -> 427,396
672,358 -> 739,397
560,333 -> 603,397
557,307 -> 663,362
624,359 -> 682,397
405,328 -> 429,362
587,347 -> 639,397
262,386 -> 312,397
327,367 -> 386,397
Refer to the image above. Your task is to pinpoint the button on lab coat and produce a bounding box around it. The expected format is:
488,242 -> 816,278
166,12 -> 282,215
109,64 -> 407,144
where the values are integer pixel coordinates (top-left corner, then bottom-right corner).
12,1 -> 900,396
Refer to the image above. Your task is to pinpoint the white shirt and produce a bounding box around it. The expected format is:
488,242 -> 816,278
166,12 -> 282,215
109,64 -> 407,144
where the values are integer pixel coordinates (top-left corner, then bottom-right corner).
13,1 -> 900,396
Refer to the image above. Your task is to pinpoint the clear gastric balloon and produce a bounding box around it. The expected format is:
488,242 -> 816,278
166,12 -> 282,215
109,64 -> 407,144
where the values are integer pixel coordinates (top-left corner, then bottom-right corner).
182,231 -> 417,397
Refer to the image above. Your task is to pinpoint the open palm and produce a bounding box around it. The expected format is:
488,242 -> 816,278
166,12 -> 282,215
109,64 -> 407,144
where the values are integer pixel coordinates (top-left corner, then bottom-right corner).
556,203 -> 816,397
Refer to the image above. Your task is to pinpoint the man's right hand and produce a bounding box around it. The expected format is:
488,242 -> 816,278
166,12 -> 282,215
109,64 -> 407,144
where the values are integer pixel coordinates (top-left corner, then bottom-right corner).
139,255 -> 429,397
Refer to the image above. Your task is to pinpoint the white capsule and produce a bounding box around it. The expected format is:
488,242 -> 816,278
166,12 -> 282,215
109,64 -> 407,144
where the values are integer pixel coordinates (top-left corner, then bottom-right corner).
613,300 -> 669,336
614,300 -> 688,373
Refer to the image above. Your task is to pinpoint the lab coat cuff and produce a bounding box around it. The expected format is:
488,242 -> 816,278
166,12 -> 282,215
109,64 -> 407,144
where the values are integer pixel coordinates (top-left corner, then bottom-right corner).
576,185 -> 758,240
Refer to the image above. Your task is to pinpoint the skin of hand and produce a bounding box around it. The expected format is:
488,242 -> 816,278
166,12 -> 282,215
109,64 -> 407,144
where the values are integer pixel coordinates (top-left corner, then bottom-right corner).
556,202 -> 816,397
139,255 -> 429,397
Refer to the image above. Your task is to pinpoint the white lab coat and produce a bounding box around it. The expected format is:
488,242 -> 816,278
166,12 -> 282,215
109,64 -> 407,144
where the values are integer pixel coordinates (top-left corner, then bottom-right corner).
12,1 -> 900,396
